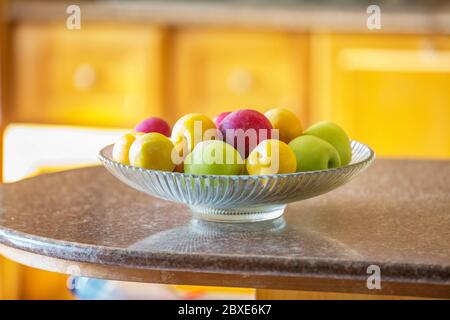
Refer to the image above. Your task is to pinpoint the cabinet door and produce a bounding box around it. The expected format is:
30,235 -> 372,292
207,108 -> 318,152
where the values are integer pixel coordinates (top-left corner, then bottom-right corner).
173,30 -> 308,122
13,24 -> 165,127
0,256 -> 20,299
310,34 -> 450,159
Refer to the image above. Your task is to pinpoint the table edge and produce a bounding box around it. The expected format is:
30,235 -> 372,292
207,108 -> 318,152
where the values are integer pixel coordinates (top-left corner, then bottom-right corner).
1,244 -> 449,299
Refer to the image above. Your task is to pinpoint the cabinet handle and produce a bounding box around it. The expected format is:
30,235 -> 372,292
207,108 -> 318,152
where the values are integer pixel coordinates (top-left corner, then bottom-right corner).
227,68 -> 253,94
73,64 -> 97,90
339,49 -> 450,72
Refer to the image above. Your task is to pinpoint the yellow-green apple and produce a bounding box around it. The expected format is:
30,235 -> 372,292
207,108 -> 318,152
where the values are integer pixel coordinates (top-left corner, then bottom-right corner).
288,135 -> 341,171
264,108 -> 303,143
129,132 -> 176,171
171,113 -> 217,164
184,140 -> 244,175
303,121 -> 351,166
246,139 -> 297,175
218,109 -> 273,158
112,132 -> 139,165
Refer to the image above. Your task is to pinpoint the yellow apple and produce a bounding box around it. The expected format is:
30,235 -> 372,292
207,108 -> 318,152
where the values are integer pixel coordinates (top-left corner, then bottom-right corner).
264,108 -> 303,143
246,139 -> 297,175
112,132 -> 138,165
171,113 -> 217,164
128,133 -> 176,171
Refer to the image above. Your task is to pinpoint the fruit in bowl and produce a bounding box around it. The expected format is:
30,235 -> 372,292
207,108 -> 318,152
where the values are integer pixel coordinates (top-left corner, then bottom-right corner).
128,132 -> 176,171
289,135 -> 341,172
111,112 -> 353,174
246,139 -> 297,175
103,110 -> 375,222
303,121 -> 352,166
218,109 -> 273,158
213,111 -> 231,128
135,117 -> 171,137
264,108 -> 303,143
171,113 -> 217,162
112,132 -> 139,165
184,140 -> 244,175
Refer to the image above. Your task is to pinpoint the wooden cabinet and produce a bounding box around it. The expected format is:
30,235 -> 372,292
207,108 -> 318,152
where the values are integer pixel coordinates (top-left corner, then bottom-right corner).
0,256 -> 20,299
172,29 -> 308,122
310,34 -> 450,158
20,266 -> 74,300
13,24 -> 165,127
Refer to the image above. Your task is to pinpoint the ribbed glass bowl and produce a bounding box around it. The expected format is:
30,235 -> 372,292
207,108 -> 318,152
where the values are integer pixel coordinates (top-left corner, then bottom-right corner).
99,141 -> 375,222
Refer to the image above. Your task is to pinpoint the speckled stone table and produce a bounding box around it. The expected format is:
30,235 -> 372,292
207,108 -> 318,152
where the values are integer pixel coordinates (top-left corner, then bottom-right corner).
0,159 -> 449,299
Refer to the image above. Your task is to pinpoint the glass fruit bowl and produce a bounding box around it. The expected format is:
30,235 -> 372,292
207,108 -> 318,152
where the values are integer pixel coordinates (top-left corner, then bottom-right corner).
99,141 -> 375,223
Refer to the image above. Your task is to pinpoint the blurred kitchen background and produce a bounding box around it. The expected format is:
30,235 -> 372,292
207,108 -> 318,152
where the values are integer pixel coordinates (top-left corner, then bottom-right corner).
0,0 -> 449,299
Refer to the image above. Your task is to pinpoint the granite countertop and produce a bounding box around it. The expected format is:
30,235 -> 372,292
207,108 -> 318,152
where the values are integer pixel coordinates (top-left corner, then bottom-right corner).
7,0 -> 450,34
0,159 -> 449,298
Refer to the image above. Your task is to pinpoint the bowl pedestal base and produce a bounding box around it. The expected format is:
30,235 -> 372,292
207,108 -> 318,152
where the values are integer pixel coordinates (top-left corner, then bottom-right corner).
189,204 -> 286,223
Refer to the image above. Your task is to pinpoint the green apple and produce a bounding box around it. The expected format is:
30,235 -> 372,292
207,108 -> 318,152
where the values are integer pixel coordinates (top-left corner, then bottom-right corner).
184,140 -> 244,175
303,121 -> 352,166
288,135 -> 341,171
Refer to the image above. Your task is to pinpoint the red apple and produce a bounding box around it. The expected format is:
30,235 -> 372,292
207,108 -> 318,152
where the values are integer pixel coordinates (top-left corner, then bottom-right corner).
218,109 -> 272,158
213,111 -> 231,128
135,117 -> 171,137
